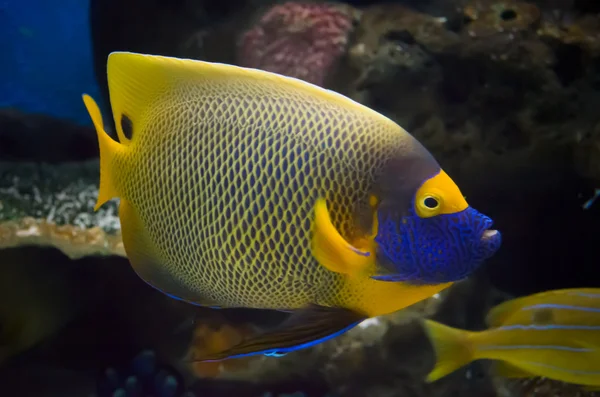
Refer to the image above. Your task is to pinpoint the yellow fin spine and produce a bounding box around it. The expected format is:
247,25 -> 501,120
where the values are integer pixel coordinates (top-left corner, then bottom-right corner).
82,94 -> 122,210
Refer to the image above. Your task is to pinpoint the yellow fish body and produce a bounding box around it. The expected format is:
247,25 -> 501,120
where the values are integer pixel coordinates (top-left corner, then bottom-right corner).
423,288 -> 600,388
82,52 -> 500,360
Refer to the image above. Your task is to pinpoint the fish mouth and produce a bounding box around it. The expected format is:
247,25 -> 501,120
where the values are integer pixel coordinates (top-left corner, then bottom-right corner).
479,218 -> 501,255
481,229 -> 499,240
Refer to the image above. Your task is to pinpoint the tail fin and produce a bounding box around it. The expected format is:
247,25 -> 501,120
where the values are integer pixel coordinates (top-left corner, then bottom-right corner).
82,94 -> 122,210
422,319 -> 475,382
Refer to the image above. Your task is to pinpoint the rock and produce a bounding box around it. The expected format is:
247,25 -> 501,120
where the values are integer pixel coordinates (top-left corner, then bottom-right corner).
0,160 -> 123,259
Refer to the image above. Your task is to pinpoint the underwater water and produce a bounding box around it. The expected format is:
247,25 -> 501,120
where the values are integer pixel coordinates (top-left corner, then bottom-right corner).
1,0 -> 600,396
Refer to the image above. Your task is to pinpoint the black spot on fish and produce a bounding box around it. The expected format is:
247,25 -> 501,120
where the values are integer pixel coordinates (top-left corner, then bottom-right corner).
532,308 -> 554,325
121,114 -> 133,140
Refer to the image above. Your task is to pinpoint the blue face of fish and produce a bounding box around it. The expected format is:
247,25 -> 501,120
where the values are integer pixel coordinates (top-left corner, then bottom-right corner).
373,170 -> 501,284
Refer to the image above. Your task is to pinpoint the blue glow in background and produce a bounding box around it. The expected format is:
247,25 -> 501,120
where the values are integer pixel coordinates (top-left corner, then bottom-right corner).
0,0 -> 100,126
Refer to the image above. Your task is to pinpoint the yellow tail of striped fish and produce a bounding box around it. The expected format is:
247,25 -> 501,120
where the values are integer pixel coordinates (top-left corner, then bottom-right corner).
422,319 -> 475,382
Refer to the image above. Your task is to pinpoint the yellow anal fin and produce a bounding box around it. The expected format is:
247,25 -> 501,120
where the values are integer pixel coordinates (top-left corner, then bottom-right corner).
310,197 -> 375,276
82,94 -> 122,210
119,199 -> 215,307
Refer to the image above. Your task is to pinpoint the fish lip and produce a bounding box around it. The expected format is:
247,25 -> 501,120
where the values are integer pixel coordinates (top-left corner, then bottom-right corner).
481,229 -> 499,241
479,218 -> 500,251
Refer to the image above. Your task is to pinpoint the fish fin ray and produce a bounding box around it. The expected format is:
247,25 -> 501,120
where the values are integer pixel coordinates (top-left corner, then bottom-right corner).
191,305 -> 365,361
311,197 -> 374,275
370,264 -> 408,282
119,199 -> 216,307
82,94 -> 121,210
422,319 -> 474,382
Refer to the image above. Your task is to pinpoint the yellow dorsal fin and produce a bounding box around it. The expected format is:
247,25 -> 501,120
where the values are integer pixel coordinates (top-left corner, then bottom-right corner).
310,197 -> 374,276
82,94 -> 122,210
485,288 -> 597,327
106,51 -> 399,141
486,296 -> 530,328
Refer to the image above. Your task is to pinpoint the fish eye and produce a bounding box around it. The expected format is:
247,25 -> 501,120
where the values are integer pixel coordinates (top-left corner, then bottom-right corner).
423,196 -> 439,209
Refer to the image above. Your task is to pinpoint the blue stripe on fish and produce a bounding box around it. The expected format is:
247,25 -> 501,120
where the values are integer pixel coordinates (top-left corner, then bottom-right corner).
567,292 -> 600,299
478,345 -> 592,352
523,304 -> 600,313
497,324 -> 600,331
522,361 -> 600,375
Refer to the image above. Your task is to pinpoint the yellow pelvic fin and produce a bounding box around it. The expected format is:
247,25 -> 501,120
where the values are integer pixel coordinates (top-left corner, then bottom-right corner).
310,197 -> 375,276
82,94 -> 122,211
422,319 -> 475,382
493,362 -> 535,379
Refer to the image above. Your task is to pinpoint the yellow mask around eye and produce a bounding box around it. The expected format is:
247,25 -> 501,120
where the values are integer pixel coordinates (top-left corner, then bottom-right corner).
415,170 -> 468,218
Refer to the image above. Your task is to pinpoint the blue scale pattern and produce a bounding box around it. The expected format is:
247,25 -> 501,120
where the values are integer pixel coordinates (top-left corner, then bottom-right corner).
374,206 -> 501,284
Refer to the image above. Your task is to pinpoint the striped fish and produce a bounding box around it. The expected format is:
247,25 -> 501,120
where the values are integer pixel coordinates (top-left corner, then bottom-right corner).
422,288 -> 600,390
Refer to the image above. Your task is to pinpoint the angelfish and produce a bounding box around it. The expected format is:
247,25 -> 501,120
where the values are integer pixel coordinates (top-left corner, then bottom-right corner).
82,52 -> 501,360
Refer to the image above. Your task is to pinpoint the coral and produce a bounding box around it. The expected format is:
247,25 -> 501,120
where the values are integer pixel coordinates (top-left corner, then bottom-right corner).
236,2 -> 359,86
462,0 -> 542,38
0,218 -> 125,259
0,160 -> 118,231
97,349 -> 197,397
339,0 -> 600,197
538,12 -> 600,56
0,159 -> 124,258
187,319 -> 257,379
341,5 -> 451,129
454,1 -> 554,74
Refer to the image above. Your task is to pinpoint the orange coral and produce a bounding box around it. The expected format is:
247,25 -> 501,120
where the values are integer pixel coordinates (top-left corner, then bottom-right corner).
186,319 -> 258,378
0,217 -> 125,259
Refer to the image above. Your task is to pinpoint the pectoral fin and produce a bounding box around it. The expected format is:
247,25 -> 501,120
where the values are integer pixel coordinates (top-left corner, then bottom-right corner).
370,268 -> 409,282
311,197 -> 375,275
191,305 -> 366,361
